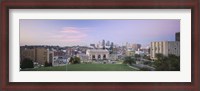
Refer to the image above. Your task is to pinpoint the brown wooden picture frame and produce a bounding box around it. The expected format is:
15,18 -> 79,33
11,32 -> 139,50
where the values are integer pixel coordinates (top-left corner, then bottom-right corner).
0,0 -> 199,91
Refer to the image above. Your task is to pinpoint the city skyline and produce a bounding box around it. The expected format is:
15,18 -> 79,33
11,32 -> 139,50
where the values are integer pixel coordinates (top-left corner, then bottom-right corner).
20,19 -> 180,47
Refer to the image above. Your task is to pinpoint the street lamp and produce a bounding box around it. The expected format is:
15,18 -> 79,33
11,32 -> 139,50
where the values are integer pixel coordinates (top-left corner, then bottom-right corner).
66,60 -> 67,71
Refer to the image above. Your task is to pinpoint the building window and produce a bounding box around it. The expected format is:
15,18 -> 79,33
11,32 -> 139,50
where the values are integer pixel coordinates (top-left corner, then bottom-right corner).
103,54 -> 106,59
98,55 -> 101,59
92,55 -> 95,59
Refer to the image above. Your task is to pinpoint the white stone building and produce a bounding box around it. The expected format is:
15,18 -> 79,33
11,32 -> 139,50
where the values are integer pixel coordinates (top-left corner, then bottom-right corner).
86,49 -> 109,60
150,41 -> 180,59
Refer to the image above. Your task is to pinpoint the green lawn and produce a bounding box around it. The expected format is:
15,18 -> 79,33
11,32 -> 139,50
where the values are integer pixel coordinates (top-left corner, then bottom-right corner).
21,64 -> 139,71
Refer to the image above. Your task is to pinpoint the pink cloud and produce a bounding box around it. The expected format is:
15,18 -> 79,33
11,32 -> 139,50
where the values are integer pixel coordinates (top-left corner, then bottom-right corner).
60,39 -> 81,42
60,27 -> 81,33
60,27 -> 89,33
50,27 -> 88,43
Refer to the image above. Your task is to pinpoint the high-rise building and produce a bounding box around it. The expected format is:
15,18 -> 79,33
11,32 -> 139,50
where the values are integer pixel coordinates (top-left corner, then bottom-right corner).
110,42 -> 114,49
35,48 -> 50,65
102,40 -> 105,49
20,48 -> 36,62
106,41 -> 110,46
125,43 -> 141,51
20,47 -> 53,65
133,44 -> 141,50
176,32 -> 180,41
150,41 -> 180,59
102,40 -> 105,46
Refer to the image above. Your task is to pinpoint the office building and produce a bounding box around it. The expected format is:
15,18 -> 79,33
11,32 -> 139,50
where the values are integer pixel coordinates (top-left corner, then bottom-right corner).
35,48 -> 51,65
176,32 -> 180,41
20,47 -> 53,65
20,48 -> 36,62
106,41 -> 110,46
150,41 -> 180,59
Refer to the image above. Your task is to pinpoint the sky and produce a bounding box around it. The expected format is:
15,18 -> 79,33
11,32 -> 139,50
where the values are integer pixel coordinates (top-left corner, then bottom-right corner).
20,19 -> 180,47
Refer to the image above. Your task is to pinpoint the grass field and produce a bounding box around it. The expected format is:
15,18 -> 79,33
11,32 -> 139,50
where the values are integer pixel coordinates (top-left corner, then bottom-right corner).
21,64 -> 139,71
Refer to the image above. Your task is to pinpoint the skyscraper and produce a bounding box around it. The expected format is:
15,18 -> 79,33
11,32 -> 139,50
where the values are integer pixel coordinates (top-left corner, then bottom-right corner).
175,32 -> 180,41
150,41 -> 180,59
106,41 -> 110,46
102,40 -> 105,49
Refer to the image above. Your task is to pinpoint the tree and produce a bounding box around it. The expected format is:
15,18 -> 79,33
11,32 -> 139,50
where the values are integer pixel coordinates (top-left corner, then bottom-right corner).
20,58 -> 34,69
44,61 -> 52,67
153,54 -> 169,71
143,55 -> 150,60
153,54 -> 180,71
167,54 -> 180,71
143,61 -> 152,65
135,54 -> 141,60
69,57 -> 74,64
109,42 -> 114,54
123,56 -> 136,65
140,67 -> 152,71
135,54 -> 140,58
73,56 -> 81,64
69,56 -> 81,64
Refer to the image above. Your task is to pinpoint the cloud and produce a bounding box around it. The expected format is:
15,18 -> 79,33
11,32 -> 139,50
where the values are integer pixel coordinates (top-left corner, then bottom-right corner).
60,27 -> 90,33
50,27 -> 89,43
60,27 -> 81,33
